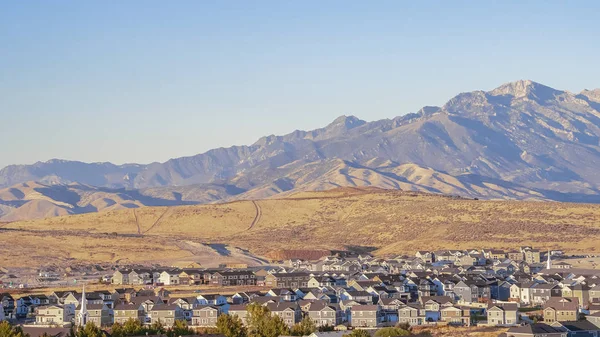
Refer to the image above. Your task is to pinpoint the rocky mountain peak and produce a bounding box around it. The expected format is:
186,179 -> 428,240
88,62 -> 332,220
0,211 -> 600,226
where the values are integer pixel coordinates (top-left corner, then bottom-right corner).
489,79 -> 562,102
326,115 -> 366,130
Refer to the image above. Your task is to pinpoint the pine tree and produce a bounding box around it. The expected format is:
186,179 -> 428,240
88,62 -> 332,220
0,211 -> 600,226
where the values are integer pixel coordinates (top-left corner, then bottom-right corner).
217,313 -> 248,337
290,316 -> 317,336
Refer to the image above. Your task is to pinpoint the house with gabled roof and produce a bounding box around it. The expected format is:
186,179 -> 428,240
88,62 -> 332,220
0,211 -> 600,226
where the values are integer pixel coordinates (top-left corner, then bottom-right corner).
543,297 -> 579,323
150,304 -> 185,326
34,305 -> 74,327
192,305 -> 221,327
307,301 -> 343,327
487,303 -> 519,326
440,305 -> 470,326
114,303 -> 145,324
398,304 -> 424,326
75,303 -> 110,327
350,304 -> 381,328
266,302 -> 302,327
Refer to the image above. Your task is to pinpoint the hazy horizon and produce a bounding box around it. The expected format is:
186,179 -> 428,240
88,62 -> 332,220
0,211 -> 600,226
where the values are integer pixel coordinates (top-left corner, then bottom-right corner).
2,1 -> 600,168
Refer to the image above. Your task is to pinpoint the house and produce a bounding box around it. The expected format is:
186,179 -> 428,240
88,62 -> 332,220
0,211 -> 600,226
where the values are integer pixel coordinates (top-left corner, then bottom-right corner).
351,305 -> 381,328
420,296 -> 453,322
150,304 -> 185,326
590,285 -> 600,303
486,250 -> 507,261
75,304 -> 111,327
454,281 -> 490,303
228,305 -> 249,325
130,296 -> 163,320
522,248 -> 541,264
113,303 -> 145,324
129,269 -> 153,285
15,296 -> 33,318
571,284 -> 591,307
551,321 -> 600,336
307,301 -> 343,327
111,270 -> 129,285
553,262 -> 572,270
179,269 -> 204,285
504,323 -> 567,337
169,297 -> 198,320
211,271 -> 256,286
265,273 -> 311,288
265,302 -> 302,327
34,305 -> 74,327
340,291 -> 373,304
192,306 -> 221,327
267,288 -> 298,302
158,270 -> 180,285
415,252 -> 434,264
543,297 -> 579,323
114,288 -> 137,303
1,293 -> 15,318
530,283 -> 556,305
197,294 -> 228,306
398,304 -> 424,326
440,306 -> 471,326
487,303 -> 519,326
508,251 -> 524,261
63,292 -> 104,308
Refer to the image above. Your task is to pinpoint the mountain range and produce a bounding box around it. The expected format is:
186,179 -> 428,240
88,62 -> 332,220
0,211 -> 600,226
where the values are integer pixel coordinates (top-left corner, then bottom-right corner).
3,80 -> 600,220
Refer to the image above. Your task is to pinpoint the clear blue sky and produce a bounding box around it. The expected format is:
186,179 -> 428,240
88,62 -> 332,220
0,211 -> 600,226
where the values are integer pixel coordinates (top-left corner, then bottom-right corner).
2,1 -> 599,168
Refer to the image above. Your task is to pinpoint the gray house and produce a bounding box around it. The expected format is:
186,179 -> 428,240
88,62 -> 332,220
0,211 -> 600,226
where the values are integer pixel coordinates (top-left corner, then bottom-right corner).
351,305 -> 381,328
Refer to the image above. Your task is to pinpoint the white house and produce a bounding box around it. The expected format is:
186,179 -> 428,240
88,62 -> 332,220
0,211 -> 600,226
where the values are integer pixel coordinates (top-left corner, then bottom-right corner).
158,271 -> 180,285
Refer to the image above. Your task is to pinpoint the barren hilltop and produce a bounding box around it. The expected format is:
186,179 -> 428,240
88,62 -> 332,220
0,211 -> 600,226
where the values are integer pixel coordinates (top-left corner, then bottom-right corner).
2,187 -> 600,268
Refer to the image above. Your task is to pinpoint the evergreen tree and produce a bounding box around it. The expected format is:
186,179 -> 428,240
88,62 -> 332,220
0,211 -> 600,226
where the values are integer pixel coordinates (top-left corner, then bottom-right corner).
0,321 -> 30,337
344,329 -> 370,337
217,313 -> 248,337
374,327 -> 410,337
166,319 -> 195,337
246,303 -> 290,337
290,317 -> 317,336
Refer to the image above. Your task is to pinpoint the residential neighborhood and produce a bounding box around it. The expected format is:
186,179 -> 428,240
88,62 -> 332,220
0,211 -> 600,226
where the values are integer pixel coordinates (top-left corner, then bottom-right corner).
2,247 -> 600,337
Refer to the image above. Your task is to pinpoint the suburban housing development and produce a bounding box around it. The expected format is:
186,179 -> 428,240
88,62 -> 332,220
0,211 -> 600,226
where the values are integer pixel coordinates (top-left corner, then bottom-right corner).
2,247 -> 600,337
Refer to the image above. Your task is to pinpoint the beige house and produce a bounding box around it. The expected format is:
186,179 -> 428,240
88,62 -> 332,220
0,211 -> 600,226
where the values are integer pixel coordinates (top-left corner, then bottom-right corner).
192,306 -> 221,327
487,303 -> 519,326
112,270 -> 129,285
150,304 -> 185,326
35,305 -> 74,327
522,248 -> 541,264
113,303 -> 145,324
440,306 -> 470,326
543,297 -> 579,323
228,305 -> 249,325
570,284 -> 590,307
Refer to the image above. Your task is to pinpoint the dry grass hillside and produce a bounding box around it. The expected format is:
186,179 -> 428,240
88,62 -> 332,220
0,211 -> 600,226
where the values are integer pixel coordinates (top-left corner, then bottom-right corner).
3,187 -> 600,268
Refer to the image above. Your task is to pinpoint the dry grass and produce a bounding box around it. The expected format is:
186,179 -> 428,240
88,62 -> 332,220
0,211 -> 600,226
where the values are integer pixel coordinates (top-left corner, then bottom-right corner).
3,187 -> 600,268
412,326 -> 507,337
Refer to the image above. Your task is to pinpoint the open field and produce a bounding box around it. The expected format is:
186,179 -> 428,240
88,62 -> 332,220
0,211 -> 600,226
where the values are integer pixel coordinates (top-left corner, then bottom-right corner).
412,326 -> 507,337
3,187 -> 600,268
